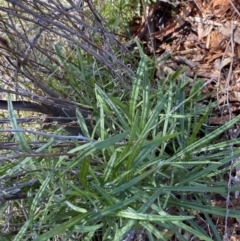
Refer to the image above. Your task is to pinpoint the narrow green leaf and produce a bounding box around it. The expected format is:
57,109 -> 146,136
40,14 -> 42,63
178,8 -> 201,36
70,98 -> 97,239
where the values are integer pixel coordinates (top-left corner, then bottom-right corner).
95,85 -> 129,130
140,56 -> 150,131
29,172 -> 54,220
130,56 -> 145,124
117,210 -> 193,222
63,132 -> 129,173
104,151 -> 116,182
111,168 -> 155,194
65,201 -> 87,213
166,114 -> 240,164
168,199 -> 240,218
76,108 -> 90,137
34,213 -> 85,241
74,224 -> 103,232
13,220 -> 31,241
92,184 -> 116,206
87,195 -> 141,222
80,157 -> 90,189
7,96 -> 31,152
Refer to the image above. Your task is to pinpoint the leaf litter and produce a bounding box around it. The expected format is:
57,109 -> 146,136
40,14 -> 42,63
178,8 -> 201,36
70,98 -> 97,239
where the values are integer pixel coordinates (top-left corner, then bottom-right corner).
127,0 -> 240,240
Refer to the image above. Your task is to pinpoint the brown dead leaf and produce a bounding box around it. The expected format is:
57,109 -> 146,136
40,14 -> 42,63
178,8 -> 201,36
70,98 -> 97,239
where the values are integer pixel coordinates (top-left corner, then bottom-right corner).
211,0 -> 230,15
211,0 -> 229,8
216,21 -> 240,44
214,57 -> 233,71
209,30 -> 225,48
197,22 -> 213,39
230,236 -> 240,241
208,115 -> 235,124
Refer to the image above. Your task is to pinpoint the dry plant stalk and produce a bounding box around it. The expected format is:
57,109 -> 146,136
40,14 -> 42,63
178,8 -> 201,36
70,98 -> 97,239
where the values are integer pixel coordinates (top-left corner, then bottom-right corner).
0,0 -> 135,160
0,0 -> 133,102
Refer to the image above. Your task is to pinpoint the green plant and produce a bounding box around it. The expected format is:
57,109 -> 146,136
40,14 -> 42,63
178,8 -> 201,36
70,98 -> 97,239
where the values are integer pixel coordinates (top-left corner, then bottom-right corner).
1,46 -> 240,240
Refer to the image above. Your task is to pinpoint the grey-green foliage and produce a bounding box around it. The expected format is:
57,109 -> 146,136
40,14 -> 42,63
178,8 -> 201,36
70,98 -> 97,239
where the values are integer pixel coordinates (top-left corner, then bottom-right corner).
1,47 -> 238,240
